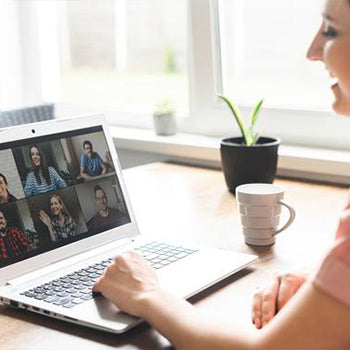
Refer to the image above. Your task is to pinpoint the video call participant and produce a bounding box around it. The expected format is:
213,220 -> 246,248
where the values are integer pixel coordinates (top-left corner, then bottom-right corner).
88,185 -> 128,230
0,173 -> 17,204
80,140 -> 107,179
39,195 -> 76,242
24,145 -> 67,197
0,210 -> 28,260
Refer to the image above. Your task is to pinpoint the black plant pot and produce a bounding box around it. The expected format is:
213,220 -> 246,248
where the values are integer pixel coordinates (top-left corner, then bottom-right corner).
220,136 -> 280,194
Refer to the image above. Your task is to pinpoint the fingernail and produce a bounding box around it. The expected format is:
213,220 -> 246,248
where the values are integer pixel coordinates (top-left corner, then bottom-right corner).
255,318 -> 261,329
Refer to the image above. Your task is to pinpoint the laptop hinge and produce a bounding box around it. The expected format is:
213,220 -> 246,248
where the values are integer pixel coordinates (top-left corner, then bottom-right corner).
8,237 -> 132,286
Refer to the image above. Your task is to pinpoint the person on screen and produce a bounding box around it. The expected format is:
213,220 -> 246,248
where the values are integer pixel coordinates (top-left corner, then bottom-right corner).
93,1 -> 350,348
0,173 -> 17,204
24,145 -> 67,197
39,194 -> 76,242
0,210 -> 28,260
87,185 -> 128,230
80,140 -> 107,179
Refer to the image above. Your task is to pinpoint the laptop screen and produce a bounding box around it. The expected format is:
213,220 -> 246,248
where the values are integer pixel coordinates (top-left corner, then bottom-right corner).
0,125 -> 131,268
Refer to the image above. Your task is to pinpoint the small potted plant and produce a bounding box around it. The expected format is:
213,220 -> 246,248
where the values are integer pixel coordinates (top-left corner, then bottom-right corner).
218,94 -> 280,193
153,97 -> 177,136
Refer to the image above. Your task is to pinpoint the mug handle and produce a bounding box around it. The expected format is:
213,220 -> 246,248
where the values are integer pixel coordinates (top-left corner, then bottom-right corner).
272,199 -> 296,236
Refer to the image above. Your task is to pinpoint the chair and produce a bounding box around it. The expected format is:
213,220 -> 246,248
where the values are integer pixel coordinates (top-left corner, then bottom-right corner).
0,103 -> 55,128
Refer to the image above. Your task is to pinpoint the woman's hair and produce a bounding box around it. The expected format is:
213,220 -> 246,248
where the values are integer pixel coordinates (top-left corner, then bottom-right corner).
50,195 -> 71,218
29,145 -> 51,185
0,173 -> 9,199
0,173 -> 8,186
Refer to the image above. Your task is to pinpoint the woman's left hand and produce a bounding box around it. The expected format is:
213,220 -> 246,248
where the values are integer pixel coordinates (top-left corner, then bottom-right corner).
93,251 -> 160,317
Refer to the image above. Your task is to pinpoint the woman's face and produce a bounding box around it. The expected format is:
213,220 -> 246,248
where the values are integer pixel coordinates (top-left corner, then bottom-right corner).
307,0 -> 350,116
50,197 -> 62,216
30,147 -> 41,167
0,176 -> 8,199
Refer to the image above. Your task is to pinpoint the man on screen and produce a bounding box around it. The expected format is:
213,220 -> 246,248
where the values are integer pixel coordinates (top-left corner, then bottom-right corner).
0,211 -> 28,260
80,140 -> 107,179
87,185 -> 128,230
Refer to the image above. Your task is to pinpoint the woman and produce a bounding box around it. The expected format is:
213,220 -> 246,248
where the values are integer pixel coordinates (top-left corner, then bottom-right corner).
93,0 -> 350,348
24,145 -> 67,197
39,195 -> 76,242
0,173 -> 16,204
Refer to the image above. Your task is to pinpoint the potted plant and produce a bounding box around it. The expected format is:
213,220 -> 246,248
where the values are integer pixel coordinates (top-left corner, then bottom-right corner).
218,94 -> 280,193
153,97 -> 177,136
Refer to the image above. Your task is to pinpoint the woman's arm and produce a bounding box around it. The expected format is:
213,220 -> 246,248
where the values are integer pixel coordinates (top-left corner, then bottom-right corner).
67,216 -> 76,236
94,251 -> 350,350
23,172 -> 34,196
50,167 -> 67,189
39,210 -> 56,242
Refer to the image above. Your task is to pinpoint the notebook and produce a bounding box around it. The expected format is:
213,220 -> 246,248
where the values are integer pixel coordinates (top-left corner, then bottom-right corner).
0,114 -> 257,333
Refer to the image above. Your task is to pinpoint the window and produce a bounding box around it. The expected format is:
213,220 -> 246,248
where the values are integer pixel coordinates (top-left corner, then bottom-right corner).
218,0 -> 332,111
186,0 -> 350,149
2,0 -> 350,151
59,0 -> 189,117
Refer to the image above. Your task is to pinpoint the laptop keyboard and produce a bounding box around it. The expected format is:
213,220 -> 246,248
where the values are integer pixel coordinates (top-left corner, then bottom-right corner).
20,241 -> 198,309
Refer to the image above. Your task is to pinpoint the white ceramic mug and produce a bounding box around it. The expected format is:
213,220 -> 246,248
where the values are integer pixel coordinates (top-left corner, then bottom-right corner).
235,183 -> 296,246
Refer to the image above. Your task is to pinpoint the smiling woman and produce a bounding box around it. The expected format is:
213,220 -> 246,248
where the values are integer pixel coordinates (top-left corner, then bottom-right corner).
307,0 -> 350,116
39,194 -> 76,243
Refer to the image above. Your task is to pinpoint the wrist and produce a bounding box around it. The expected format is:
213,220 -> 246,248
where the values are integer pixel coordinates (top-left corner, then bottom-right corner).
137,287 -> 170,319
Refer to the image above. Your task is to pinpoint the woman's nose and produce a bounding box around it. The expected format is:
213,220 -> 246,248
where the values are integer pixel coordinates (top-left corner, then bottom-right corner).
307,27 -> 324,61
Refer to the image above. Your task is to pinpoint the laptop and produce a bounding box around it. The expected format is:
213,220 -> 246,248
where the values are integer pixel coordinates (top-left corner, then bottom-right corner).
0,114 -> 257,333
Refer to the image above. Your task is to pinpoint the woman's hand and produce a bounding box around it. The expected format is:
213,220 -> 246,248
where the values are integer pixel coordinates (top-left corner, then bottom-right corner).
251,272 -> 308,329
93,250 -> 160,317
39,210 -> 51,227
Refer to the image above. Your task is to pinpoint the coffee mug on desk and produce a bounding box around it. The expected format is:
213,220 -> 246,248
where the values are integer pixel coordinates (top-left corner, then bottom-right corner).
235,183 -> 296,246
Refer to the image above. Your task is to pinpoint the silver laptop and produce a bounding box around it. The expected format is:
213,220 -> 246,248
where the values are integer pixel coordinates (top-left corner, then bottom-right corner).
0,114 -> 257,333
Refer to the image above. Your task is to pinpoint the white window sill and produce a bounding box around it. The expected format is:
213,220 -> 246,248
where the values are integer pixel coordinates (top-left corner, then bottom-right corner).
110,126 -> 350,185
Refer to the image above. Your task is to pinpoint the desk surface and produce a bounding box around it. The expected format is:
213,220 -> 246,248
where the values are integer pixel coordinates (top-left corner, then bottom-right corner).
0,163 -> 347,349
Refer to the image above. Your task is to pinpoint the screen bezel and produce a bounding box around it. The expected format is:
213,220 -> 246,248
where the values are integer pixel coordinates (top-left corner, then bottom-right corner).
0,114 -> 140,285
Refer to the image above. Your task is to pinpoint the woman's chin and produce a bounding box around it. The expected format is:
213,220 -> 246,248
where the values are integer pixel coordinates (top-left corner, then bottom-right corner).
332,101 -> 350,117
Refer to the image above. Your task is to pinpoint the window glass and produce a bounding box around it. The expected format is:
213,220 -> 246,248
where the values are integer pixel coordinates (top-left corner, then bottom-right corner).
218,0 -> 332,111
59,0 -> 189,115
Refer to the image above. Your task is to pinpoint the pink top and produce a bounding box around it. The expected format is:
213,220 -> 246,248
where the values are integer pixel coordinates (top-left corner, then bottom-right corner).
313,235 -> 350,306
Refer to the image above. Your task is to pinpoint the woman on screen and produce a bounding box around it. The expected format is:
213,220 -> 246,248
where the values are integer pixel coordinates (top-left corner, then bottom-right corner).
24,145 -> 67,197
39,195 -> 76,242
93,0 -> 350,348
0,173 -> 17,204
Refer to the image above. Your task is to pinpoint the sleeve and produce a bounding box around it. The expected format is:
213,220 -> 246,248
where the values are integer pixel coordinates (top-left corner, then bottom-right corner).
14,228 -> 28,248
80,154 -> 87,170
50,222 -> 58,242
23,172 -> 34,197
312,236 -> 350,307
50,167 -> 67,189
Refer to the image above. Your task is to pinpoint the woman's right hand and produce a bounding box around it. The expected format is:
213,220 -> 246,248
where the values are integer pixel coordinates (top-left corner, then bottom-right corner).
93,251 -> 160,318
251,272 -> 308,329
39,210 -> 51,227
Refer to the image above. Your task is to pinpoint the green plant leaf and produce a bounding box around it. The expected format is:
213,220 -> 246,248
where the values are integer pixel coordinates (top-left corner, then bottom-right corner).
252,132 -> 260,144
249,98 -> 264,132
218,94 -> 252,145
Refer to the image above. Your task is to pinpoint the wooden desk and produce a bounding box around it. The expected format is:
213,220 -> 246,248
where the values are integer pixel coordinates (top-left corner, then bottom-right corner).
0,163 -> 347,349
